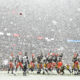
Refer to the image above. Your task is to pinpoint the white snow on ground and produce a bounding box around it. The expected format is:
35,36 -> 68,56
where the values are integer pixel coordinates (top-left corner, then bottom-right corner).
0,71 -> 80,80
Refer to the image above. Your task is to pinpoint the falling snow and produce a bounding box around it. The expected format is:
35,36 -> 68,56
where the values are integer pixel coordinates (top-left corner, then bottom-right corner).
0,0 -> 80,67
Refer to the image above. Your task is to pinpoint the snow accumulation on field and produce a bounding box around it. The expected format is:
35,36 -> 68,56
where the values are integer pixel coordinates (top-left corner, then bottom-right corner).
0,71 -> 80,80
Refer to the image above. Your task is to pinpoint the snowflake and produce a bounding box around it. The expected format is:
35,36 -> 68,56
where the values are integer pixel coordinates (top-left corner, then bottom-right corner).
69,18 -> 73,21
10,21 -> 14,24
77,8 -> 80,12
0,32 -> 4,35
6,33 -> 11,36
52,20 -> 58,25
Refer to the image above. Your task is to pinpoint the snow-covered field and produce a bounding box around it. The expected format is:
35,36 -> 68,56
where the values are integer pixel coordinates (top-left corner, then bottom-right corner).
0,71 -> 80,80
